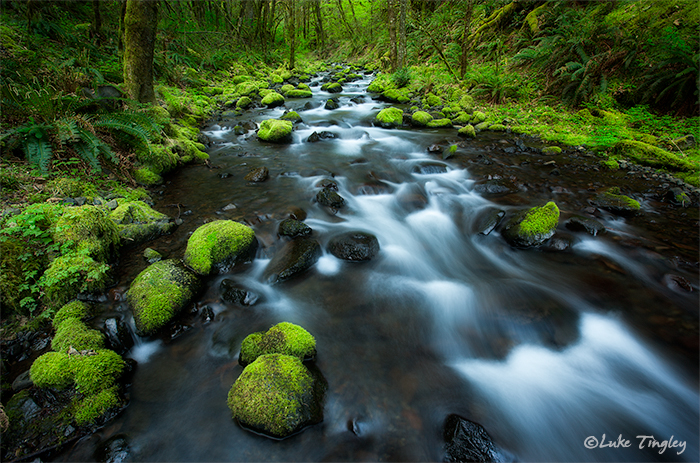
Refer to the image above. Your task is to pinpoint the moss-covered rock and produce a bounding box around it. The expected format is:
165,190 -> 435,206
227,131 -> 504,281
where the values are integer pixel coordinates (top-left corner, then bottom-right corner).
502,202 -> 560,248
471,111 -> 487,124
261,91 -> 285,108
474,121 -> 491,131
73,385 -> 121,426
72,349 -> 125,395
489,123 -> 507,131
593,187 -> 641,216
227,353 -> 325,438
42,253 -> 111,309
375,107 -> 403,128
614,140 -> 696,171
542,146 -> 562,155
240,322 -> 316,365
183,220 -> 257,275
427,118 -> 453,128
109,201 -> 176,246
381,88 -> 410,104
426,93 -> 442,107
258,119 -> 293,143
52,301 -> 92,329
235,96 -> 252,110
29,352 -> 73,390
280,111 -> 302,123
280,84 -> 295,95
133,167 -> 162,185
286,89 -> 313,98
127,259 -> 202,335
451,111 -> 472,125
458,124 -> 476,138
51,317 -> 105,353
54,206 -> 120,263
411,111 -> 433,127
321,82 -> 342,93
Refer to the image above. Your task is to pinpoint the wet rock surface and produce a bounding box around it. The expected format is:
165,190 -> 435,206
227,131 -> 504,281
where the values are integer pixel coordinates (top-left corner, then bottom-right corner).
327,231 -> 380,261
263,239 -> 322,283
443,414 -> 507,462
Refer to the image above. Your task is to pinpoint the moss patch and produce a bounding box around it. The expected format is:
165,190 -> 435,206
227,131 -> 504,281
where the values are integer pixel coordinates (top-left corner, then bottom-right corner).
503,202 -> 560,248
240,322 -> 316,365
427,118 -> 453,128
286,89 -> 313,98
53,206 -> 120,263
258,119 -> 293,143
52,301 -> 92,329
183,220 -> 257,275
51,317 -> 105,353
29,352 -> 74,390
110,200 -> 175,245
261,92 -> 285,108
593,187 -> 641,216
614,140 -> 696,171
376,107 -> 403,128
411,111 -> 433,127
458,124 -> 476,138
42,253 -> 111,309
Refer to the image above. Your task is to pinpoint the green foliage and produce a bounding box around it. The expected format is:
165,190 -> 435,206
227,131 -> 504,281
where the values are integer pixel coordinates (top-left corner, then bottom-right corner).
53,205 -> 120,262
392,67 -> 411,88
41,251 -> 111,309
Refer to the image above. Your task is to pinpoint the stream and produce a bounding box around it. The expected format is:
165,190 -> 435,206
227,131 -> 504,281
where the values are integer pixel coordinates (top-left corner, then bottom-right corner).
58,71 -> 699,462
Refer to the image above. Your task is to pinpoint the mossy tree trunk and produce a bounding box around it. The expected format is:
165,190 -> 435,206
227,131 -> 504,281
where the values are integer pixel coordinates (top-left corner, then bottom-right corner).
123,0 -> 157,103
397,0 -> 407,69
387,0 -> 397,71
459,0 -> 474,79
313,0 -> 325,49
287,0 -> 296,69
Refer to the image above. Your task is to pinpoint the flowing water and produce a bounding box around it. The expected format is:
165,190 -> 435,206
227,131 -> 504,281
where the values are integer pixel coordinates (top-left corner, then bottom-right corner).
58,73 -> 699,462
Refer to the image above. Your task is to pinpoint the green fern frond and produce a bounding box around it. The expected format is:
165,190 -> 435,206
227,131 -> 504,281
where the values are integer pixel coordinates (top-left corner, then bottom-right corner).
24,135 -> 53,174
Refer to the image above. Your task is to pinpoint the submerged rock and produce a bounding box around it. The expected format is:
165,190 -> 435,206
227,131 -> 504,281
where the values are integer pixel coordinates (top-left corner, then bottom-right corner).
127,259 -> 201,335
183,220 -> 257,275
220,279 -> 257,306
443,414 -> 506,462
227,354 -> 325,438
327,231 -> 380,261
239,322 -> 316,365
263,238 -> 322,284
502,201 -> 560,248
565,215 -> 606,236
244,166 -> 269,182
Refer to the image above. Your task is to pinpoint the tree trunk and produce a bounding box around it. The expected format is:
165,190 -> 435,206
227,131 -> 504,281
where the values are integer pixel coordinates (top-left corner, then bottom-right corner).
123,0 -> 157,103
459,0 -> 474,79
118,0 -> 127,53
287,0 -> 296,69
397,0 -> 406,69
387,0 -> 397,71
314,0 -> 325,49
91,0 -> 102,43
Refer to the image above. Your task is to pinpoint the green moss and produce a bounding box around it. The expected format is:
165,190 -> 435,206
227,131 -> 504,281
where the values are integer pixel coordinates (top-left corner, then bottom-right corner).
411,111 -> 433,127
427,118 -> 453,128
376,107 -> 403,128
297,83 -> 310,91
72,349 -> 125,395
614,140 -> 696,171
261,92 -> 285,107
184,220 -> 256,275
258,119 -> 293,143
542,146 -> 562,155
127,259 -> 201,335
46,178 -> 97,199
73,386 -> 120,426
29,352 -> 73,390
381,88 -> 410,104
286,89 -> 313,98
137,144 -> 178,174
489,123 -> 507,131
471,111 -> 487,124
134,167 -> 162,185
110,200 -> 175,244
458,124 -> 476,138
426,93 -> 442,107
280,111 -> 302,123
270,73 -> 284,84
240,322 -> 316,365
42,253 -> 111,309
459,94 -> 475,112
280,84 -> 295,95
236,96 -> 252,110
367,74 -> 391,93
475,121 -> 491,131
321,82 -> 342,93
51,317 -> 105,353
596,187 -> 641,213
227,354 -> 319,438
54,206 -> 120,263
519,202 -> 560,237
451,111 -> 472,125
236,81 -> 267,97
52,301 -> 92,329
601,159 -> 620,170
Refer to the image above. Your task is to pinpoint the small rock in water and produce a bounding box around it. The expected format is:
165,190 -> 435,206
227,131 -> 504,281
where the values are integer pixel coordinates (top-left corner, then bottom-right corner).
94,434 -> 132,463
316,188 -> 345,209
220,279 -> 257,305
222,203 -> 237,211
244,166 -> 269,182
327,231 -> 380,261
143,247 -> 163,263
318,131 -> 338,139
279,219 -> 313,238
565,215 -> 606,236
474,208 -> 506,235
324,99 -> 339,110
263,238 -> 322,284
307,131 -> 320,143
316,178 -> 338,190
200,306 -> 215,323
443,414 -> 506,462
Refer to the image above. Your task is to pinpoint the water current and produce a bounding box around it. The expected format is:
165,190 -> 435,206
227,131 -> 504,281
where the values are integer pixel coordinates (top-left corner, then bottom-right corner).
58,71 -> 699,462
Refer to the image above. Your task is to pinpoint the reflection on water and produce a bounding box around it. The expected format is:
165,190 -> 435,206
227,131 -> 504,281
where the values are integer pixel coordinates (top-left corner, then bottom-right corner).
58,71 -> 699,462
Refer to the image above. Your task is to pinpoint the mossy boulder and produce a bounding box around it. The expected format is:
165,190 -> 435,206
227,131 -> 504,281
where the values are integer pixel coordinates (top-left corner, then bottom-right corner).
375,107 -> 403,128
474,121 -> 491,131
240,322 -> 316,365
381,89 -> 410,104
235,96 -> 252,110
227,353 -> 325,438
72,349 -> 125,395
502,202 -> 560,248
488,123 -> 507,131
109,201 -> 176,246
280,84 -> 295,95
427,118 -> 453,128
52,317 -> 105,353
542,146 -> 562,155
411,111 -> 433,127
127,259 -> 202,335
458,124 -> 476,138
258,119 -> 294,143
286,89 -> 313,98
614,140 -> 696,171
54,206 -> 120,263
592,187 -> 641,216
183,220 -> 257,275
43,253 -> 111,309
261,91 -> 285,108
426,93 -> 442,107
52,300 -> 92,329
280,111 -> 302,123
321,82 -> 342,93
471,111 -> 487,124
29,352 -> 74,390
451,111 -> 472,125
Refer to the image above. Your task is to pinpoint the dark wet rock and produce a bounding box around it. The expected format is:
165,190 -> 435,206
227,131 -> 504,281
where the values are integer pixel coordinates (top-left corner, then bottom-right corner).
244,166 -> 269,182
11,370 -> 33,392
287,206 -> 307,221
473,178 -> 518,196
303,101 -> 322,111
263,239 -> 322,284
592,187 -> 641,216
328,231 -> 380,261
663,187 -> 691,206
350,96 -> 365,104
318,131 -> 338,139
200,306 -> 215,323
103,317 -> 134,355
316,179 -> 338,190
279,219 -> 312,238
143,247 -> 162,263
474,208 -> 506,235
411,162 -> 448,174
542,233 -> 574,252
220,279 -> 257,305
324,98 -> 340,110
501,202 -> 560,248
427,144 -> 442,153
662,274 -> 693,293
241,121 -> 257,131
316,188 -> 345,209
565,215 -> 606,236
219,172 -> 231,179
233,125 -> 246,135
307,131 -> 321,142
94,434 -> 131,463
443,414 -> 506,462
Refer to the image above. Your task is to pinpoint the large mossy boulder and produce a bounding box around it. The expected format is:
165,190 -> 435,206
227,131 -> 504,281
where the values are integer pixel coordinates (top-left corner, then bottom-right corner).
183,220 -> 257,275
411,111 -> 433,127
227,353 -> 325,438
502,201 -> 560,248
375,107 -> 403,128
321,82 -> 342,93
54,206 -> 120,263
327,231 -> 380,261
127,259 -> 201,335
258,119 -> 293,143
614,139 -> 696,171
592,187 -> 641,216
263,238 -> 322,284
110,201 -> 176,246
239,322 -> 316,365
261,91 -> 285,108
